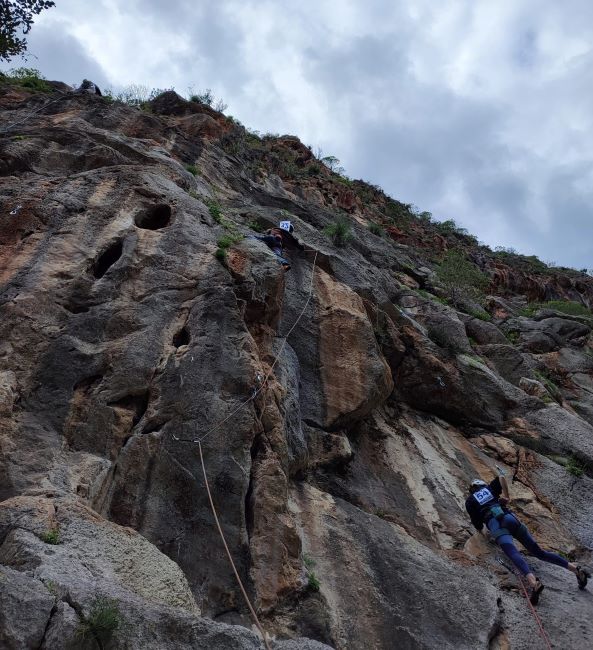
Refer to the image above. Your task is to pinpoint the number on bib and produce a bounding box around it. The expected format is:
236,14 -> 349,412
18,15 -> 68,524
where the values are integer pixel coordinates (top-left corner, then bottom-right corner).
473,487 -> 494,505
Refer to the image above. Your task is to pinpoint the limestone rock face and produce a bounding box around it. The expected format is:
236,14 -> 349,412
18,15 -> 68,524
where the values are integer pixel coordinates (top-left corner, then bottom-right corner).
1,85 -> 593,649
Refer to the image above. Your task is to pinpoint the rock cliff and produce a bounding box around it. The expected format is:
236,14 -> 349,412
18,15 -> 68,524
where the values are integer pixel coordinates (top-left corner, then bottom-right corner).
1,80 -> 592,649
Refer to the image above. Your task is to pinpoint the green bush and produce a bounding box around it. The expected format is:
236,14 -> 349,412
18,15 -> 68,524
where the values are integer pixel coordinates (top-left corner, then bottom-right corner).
506,330 -> 520,344
467,308 -> 492,322
537,300 -> 591,317
302,553 -> 315,570
215,231 -> 243,262
40,528 -> 60,545
368,222 -> 383,237
5,67 -> 51,92
185,164 -> 198,176
307,571 -> 320,592
217,233 -> 242,250
76,597 -> 123,649
435,250 -> 489,306
206,199 -> 222,223
533,369 -> 562,403
324,218 -> 352,247
247,220 -> 264,233
566,457 -> 585,478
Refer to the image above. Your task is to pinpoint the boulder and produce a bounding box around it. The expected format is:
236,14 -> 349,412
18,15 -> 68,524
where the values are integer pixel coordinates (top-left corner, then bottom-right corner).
0,566 -> 55,650
479,344 -> 535,385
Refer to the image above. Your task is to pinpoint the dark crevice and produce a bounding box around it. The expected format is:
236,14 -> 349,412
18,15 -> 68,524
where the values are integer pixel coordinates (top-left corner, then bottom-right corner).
93,239 -> 123,278
60,300 -> 90,314
73,374 -> 103,394
108,390 -> 149,427
141,419 -> 170,435
134,204 -> 172,230
245,434 -> 265,539
173,326 -> 190,348
35,601 -> 58,650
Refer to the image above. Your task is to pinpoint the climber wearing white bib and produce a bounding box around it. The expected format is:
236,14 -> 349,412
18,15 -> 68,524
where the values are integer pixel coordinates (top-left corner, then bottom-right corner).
465,471 -> 590,605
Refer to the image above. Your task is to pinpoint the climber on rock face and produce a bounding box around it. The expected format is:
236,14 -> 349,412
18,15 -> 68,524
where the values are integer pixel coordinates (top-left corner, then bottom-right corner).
465,471 -> 590,605
253,217 -> 304,272
76,79 -> 102,96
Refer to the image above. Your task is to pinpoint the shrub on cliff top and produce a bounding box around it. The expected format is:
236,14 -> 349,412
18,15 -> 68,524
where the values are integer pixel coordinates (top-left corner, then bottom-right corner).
3,67 -> 51,92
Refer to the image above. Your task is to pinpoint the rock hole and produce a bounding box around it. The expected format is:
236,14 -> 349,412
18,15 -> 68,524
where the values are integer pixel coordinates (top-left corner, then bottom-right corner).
61,300 -> 90,314
73,375 -> 103,394
108,391 -> 149,427
134,204 -> 172,230
173,326 -> 190,348
93,240 -> 123,279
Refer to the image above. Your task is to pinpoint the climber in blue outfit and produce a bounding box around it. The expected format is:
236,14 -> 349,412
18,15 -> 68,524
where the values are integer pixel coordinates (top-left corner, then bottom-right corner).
465,471 -> 590,605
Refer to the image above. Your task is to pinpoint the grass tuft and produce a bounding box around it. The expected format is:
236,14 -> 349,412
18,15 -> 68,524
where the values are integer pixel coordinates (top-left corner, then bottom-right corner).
40,528 -> 60,545
566,457 -> 585,478
323,218 -> 352,247
76,596 -> 123,649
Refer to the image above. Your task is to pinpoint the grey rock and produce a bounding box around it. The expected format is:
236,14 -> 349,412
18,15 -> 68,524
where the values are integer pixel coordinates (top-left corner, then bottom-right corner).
41,601 -> 79,650
0,566 -> 55,650
274,640 -> 333,650
519,376 -> 548,399
462,315 -> 508,344
503,316 -> 591,353
525,406 -> 593,464
479,344 -> 535,385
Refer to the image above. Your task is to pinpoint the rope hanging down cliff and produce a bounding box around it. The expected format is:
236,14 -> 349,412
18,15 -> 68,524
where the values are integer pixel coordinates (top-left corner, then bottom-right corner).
172,250 -> 318,649
497,558 -> 553,650
173,249 -> 318,445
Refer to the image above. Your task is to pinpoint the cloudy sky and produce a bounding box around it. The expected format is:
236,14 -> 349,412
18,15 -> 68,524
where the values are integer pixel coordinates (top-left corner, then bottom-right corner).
3,0 -> 593,269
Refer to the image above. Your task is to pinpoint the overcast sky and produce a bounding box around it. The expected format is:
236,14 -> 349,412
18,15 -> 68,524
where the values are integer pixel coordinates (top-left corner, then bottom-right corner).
3,0 -> 593,269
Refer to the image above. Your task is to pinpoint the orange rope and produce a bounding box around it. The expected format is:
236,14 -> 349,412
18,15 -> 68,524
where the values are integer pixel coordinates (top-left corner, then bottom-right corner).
515,575 -> 552,650
173,252 -> 318,648
499,559 -> 553,650
198,441 -> 272,650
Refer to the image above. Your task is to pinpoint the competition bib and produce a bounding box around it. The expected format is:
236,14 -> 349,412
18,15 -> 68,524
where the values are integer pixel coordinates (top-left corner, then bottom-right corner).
279,220 -> 292,231
473,487 -> 494,505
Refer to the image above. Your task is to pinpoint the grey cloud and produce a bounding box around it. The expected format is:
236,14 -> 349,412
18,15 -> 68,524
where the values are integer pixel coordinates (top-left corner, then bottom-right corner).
0,23 -> 110,89
0,0 -> 591,270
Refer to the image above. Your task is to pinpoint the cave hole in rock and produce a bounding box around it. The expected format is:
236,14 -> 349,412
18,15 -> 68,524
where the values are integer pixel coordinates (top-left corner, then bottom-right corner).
93,240 -> 123,279
108,391 -> 150,427
73,374 -> 103,395
173,326 -> 190,348
61,301 -> 90,314
134,204 -> 172,230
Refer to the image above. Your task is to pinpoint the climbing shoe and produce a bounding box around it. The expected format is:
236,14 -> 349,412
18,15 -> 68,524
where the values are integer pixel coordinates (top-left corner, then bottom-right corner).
282,263 -> 291,272
529,579 -> 545,605
576,566 -> 590,590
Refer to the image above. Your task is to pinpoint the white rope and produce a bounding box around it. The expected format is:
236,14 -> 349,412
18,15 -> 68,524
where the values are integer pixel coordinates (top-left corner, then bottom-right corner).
0,92 -> 67,135
172,250 -> 318,445
171,251 -> 318,649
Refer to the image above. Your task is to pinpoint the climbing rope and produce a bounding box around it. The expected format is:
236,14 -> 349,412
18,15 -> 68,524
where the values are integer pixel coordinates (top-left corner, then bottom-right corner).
0,91 -> 68,135
173,250 -> 318,445
197,440 -> 272,650
497,559 -> 553,650
172,251 -> 318,648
